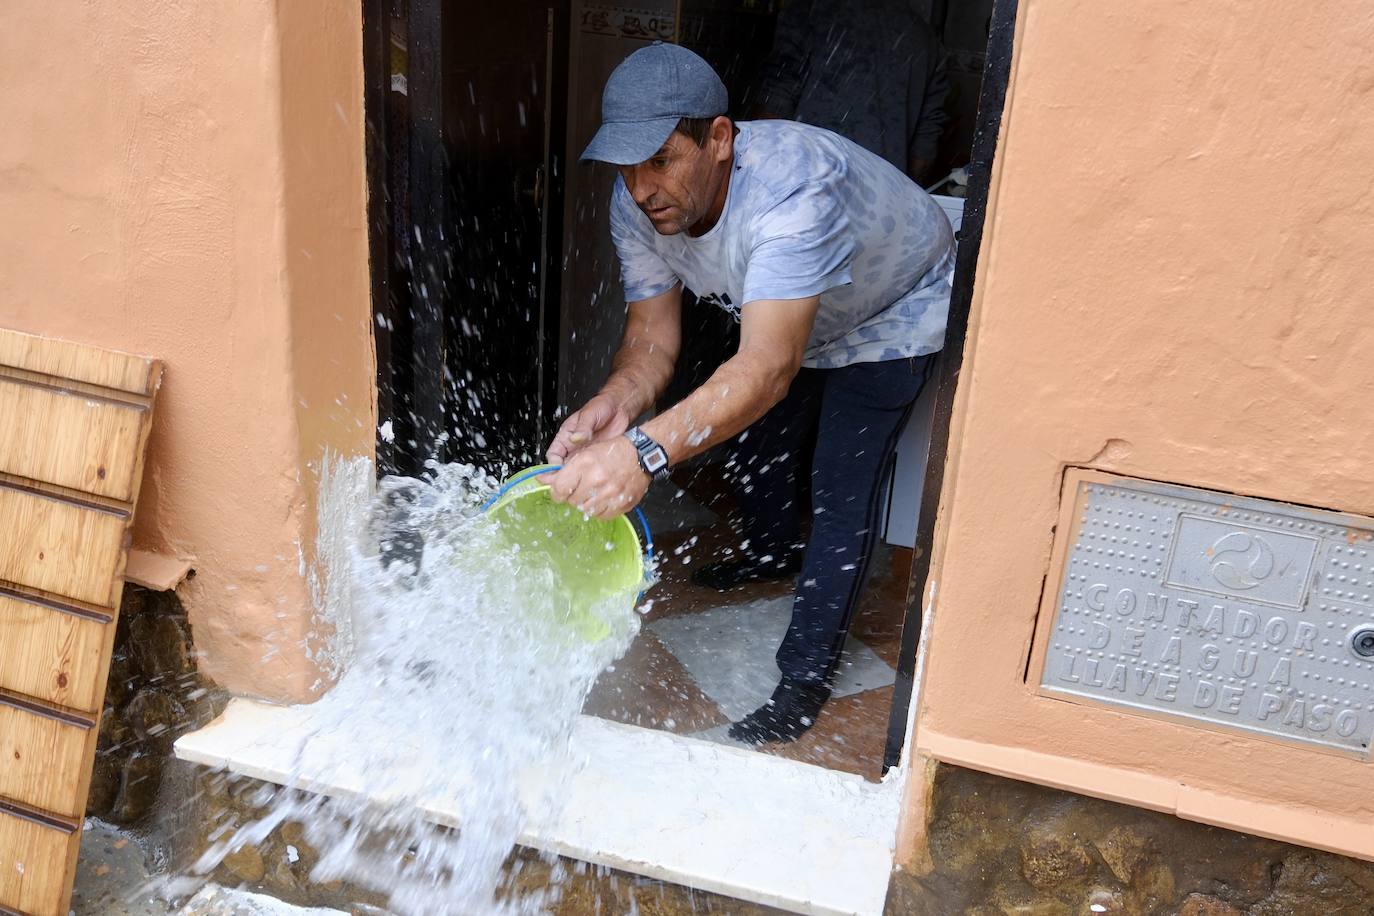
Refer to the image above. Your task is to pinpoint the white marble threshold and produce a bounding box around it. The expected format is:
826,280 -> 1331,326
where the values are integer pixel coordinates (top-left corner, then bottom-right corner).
174,700 -> 904,916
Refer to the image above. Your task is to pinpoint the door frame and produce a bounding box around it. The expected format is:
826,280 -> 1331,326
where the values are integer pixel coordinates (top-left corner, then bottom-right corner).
883,0 -> 1020,771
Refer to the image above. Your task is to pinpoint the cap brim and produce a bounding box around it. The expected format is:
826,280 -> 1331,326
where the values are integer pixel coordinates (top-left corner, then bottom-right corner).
579,116 -> 680,165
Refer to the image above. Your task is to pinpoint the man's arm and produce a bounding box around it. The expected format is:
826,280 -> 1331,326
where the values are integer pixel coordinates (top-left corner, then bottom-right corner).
546,295 -> 818,517
546,284 -> 682,463
641,296 -> 817,464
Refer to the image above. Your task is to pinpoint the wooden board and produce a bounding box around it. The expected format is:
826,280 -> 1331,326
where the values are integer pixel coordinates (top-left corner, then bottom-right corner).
0,806 -> 75,916
0,591 -> 110,712
0,701 -> 91,819
0,331 -> 158,397
0,328 -> 160,916
0,481 -> 127,608
0,372 -> 147,501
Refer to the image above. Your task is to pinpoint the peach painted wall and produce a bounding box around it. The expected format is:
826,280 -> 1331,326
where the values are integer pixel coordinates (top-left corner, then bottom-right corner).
903,0 -> 1374,862
0,1 -> 374,701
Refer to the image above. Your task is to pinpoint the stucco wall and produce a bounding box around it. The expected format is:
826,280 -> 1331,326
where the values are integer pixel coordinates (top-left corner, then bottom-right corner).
0,1 -> 374,701
905,0 -> 1374,862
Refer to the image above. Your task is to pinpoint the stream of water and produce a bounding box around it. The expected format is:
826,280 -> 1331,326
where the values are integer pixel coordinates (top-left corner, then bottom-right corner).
184,456 -> 646,914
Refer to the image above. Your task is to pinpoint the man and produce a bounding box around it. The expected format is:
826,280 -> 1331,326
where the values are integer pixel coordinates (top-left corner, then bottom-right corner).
755,0 -> 950,182
545,42 -> 953,744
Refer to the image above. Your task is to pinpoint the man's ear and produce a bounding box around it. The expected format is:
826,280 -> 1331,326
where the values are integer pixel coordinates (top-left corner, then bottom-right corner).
710,115 -> 733,163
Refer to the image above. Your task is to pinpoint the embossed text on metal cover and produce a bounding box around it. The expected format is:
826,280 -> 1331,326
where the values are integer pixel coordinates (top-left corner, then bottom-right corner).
1041,475 -> 1374,756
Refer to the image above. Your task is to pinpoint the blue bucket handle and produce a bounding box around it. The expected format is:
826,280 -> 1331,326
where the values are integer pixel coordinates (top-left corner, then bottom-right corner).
480,463 -> 654,562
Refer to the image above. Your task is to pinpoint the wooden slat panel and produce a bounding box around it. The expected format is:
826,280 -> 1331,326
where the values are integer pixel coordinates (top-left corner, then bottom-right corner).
0,703 -> 91,818
0,807 -> 76,916
0,593 -> 109,712
0,328 -> 160,916
0,328 -> 157,397
0,376 -> 145,502
0,484 -> 126,607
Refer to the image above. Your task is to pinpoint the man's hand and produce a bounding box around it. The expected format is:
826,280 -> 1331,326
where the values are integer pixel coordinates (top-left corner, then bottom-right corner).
544,436 -> 649,520
546,394 -> 631,464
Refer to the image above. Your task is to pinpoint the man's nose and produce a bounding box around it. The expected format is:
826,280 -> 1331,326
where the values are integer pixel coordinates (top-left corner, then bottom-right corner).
627,168 -> 656,204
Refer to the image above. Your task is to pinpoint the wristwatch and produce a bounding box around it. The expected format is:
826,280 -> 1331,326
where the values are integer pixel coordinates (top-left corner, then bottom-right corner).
624,426 -> 672,482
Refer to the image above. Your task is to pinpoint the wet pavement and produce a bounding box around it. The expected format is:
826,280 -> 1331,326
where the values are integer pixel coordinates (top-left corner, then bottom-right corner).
71,819 -> 166,916
71,819 -> 349,916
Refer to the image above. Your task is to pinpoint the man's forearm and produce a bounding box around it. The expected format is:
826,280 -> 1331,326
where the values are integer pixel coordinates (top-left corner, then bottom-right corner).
596,339 -> 676,419
640,295 -> 817,466
545,296 -> 814,517
587,285 -> 683,420
640,352 -> 793,466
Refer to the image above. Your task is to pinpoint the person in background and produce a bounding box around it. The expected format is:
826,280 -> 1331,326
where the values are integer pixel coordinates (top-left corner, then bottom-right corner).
544,43 -> 953,744
755,0 -> 950,183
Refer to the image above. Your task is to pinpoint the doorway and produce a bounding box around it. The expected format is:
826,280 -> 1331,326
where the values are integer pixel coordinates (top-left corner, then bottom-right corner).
366,0 -> 1004,784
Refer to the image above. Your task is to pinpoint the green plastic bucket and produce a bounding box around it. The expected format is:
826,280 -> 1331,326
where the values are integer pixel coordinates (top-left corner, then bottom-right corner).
482,464 -> 650,641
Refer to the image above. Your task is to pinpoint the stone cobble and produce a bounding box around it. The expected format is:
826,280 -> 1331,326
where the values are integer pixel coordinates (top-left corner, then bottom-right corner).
88,584 -> 224,826
175,771 -> 786,915
886,763 -> 1374,915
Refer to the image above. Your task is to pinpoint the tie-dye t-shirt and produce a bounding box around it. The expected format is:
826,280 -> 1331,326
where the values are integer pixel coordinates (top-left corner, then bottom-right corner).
609,119 -> 954,369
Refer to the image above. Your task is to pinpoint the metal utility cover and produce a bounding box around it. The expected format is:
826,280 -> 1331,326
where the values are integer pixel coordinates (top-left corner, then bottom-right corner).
1035,470 -> 1374,757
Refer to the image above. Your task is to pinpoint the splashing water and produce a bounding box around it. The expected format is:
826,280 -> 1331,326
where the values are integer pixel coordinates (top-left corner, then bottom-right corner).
187,456 -> 647,914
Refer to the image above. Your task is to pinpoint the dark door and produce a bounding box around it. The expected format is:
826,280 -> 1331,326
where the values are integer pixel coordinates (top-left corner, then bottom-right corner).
367,0 -> 567,477
443,2 -> 566,469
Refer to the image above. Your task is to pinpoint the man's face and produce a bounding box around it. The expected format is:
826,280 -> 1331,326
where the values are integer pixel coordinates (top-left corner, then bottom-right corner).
619,128 -> 723,236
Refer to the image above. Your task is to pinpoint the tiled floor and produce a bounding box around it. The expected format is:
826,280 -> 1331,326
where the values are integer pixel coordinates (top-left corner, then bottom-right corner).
581,629 -> 729,735
583,480 -> 914,783
648,595 -> 897,720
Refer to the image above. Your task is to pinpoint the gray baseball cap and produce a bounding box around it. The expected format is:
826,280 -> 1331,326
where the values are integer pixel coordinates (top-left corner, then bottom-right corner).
580,42 -> 728,165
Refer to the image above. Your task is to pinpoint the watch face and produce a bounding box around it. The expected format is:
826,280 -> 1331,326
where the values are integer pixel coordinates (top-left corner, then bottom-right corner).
644,448 -> 668,472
